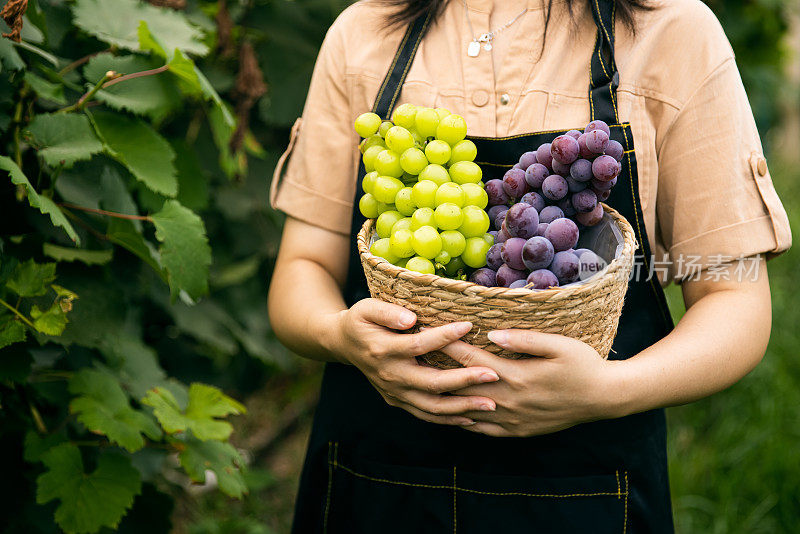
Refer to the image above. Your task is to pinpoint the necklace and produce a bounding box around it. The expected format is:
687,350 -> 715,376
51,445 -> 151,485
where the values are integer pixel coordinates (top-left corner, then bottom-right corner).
462,0 -> 528,58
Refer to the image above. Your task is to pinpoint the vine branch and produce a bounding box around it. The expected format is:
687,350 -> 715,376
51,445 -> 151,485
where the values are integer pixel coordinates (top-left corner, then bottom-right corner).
58,202 -> 152,222
60,70 -> 120,113
0,297 -> 36,329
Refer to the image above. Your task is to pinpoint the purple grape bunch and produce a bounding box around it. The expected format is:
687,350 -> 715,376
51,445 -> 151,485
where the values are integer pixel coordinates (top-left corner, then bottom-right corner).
475,119 -> 621,289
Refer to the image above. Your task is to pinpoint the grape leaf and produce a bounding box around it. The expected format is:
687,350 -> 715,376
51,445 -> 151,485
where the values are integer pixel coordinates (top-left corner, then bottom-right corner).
0,155 -> 80,243
0,315 -> 26,348
99,334 -> 168,400
105,218 -> 165,278
5,258 -> 56,297
23,430 -> 67,463
36,443 -> 141,533
72,0 -> 208,57
178,437 -> 247,498
142,383 -> 245,441
30,302 -> 68,336
69,369 -> 162,452
23,71 -> 66,104
90,112 -> 177,197
0,37 -> 25,71
150,200 -> 211,300
43,244 -> 113,265
83,53 -> 180,120
26,113 -> 104,168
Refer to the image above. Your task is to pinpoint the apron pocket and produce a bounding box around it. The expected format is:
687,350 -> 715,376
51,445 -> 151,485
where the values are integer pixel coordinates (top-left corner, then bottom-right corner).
322,442 -> 628,534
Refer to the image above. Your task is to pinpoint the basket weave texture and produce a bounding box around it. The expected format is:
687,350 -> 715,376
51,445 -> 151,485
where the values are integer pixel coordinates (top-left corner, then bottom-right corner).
357,204 -> 638,369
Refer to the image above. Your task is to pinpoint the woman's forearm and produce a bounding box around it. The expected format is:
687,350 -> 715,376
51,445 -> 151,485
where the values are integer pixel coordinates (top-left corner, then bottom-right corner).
606,259 -> 772,418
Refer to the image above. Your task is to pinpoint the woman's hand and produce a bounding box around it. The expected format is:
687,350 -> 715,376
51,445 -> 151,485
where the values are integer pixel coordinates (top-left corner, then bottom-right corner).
324,298 -> 501,427
439,330 -> 620,437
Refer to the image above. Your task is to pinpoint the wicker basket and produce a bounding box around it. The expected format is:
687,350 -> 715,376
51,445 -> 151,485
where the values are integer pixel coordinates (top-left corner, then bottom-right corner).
357,204 -> 638,368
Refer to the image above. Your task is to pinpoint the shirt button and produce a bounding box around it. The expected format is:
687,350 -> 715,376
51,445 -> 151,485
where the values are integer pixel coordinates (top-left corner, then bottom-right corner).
757,157 -> 768,176
500,93 -> 510,105
472,90 -> 489,107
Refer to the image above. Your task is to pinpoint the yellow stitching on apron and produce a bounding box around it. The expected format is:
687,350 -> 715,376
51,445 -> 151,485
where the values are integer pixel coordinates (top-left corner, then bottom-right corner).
593,0 -> 619,122
615,470 -> 621,499
589,35 -> 596,122
623,472 -> 629,534
323,441 -> 333,533
453,467 -> 457,534
386,12 -> 432,115
372,26 -> 414,116
333,462 -> 453,490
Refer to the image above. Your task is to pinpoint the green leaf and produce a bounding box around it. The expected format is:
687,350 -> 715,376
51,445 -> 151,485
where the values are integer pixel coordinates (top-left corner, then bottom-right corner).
4,258 -> 56,297
0,315 -> 26,348
100,165 -> 143,230
23,430 -> 67,463
151,200 -> 211,300
178,438 -> 247,498
0,37 -> 25,71
26,113 -> 103,168
90,112 -> 177,197
30,302 -> 68,336
43,244 -> 113,265
99,333 -> 167,400
142,383 -> 245,441
83,53 -> 180,120
24,71 -> 66,104
36,443 -> 141,533
72,0 -> 208,57
172,140 -> 209,210
0,155 -> 80,243
105,218 -> 164,278
69,369 -> 162,452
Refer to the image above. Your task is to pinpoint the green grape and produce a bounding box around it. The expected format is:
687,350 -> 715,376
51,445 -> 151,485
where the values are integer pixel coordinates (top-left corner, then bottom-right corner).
359,193 -> 384,219
374,149 -> 403,177
361,171 -> 379,195
410,207 -> 436,230
394,187 -> 416,216
440,230 -> 466,257
376,210 -> 404,239
418,164 -> 450,186
448,160 -> 482,184
395,257 -> 409,269
362,145 -> 384,172
400,147 -> 428,175
435,108 -> 451,120
460,182 -> 488,208
482,233 -> 495,245
462,237 -> 491,268
370,237 -> 399,263
424,140 -> 452,165
406,256 -> 435,274
411,180 -> 437,209
458,205 -> 491,237
436,114 -> 467,145
389,228 -> 415,258
444,255 -> 466,277
355,112 -> 381,138
376,202 -> 394,216
361,134 -> 386,154
435,250 -> 451,265
414,107 -> 440,138
385,126 -> 415,153
435,182 -> 465,207
434,203 -> 464,231
412,130 -> 426,147
412,226 -> 443,259
391,103 -> 417,129
379,121 -> 393,137
448,139 -> 477,164
391,217 -> 413,233
373,176 -> 404,204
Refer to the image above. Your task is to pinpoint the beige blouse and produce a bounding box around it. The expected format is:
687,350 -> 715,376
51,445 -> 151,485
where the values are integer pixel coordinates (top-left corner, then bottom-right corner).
270,0 -> 791,282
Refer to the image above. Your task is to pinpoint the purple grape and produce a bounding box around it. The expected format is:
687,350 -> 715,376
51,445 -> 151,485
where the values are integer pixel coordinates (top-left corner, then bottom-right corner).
591,176 -> 617,191
496,264 -> 527,287
520,191 -> 546,212
494,208 -> 509,231
539,205 -> 564,223
585,129 -> 609,154
524,163 -> 549,189
572,189 -> 597,213
488,230 -> 499,242
575,203 -> 604,226
502,168 -> 528,199
573,248 -> 592,258
604,139 -> 624,161
551,158 -> 571,176
550,135 -> 580,165
557,197 -> 576,217
486,243 -> 504,271
522,236 -> 555,270
496,227 -> 511,244
535,143 -> 553,170
544,218 -> 579,252
549,251 -> 580,284
584,119 -> 611,137
570,159 -> 593,182
527,269 -> 559,289
578,251 -> 604,280
508,280 -> 528,289
488,205 -> 506,222
565,175 -> 587,193
512,163 -> 522,170
500,237 -> 527,270
485,179 -> 510,206
504,203 -> 539,239
470,267 -> 497,287
541,174 -> 568,201
536,222 -> 549,237
565,129 -> 582,140
518,151 -> 538,169
592,155 -> 621,182
592,187 -> 611,202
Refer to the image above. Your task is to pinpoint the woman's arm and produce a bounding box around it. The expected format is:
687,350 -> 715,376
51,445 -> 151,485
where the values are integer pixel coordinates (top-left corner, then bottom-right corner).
437,256 -> 771,437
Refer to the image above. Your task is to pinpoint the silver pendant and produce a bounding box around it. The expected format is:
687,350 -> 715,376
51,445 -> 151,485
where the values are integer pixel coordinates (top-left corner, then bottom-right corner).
467,40 -> 480,57
483,42 -> 492,51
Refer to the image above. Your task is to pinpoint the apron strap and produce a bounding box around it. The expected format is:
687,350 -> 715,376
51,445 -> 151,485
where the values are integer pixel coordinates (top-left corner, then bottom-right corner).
371,10 -> 433,119
588,0 -> 620,125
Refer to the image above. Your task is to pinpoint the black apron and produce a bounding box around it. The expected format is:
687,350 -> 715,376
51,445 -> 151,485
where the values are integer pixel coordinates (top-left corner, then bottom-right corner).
291,1 -> 675,532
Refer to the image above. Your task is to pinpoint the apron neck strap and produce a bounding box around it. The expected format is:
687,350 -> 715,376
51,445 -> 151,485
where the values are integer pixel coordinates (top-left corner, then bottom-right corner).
588,0 -> 620,124
372,10 -> 433,119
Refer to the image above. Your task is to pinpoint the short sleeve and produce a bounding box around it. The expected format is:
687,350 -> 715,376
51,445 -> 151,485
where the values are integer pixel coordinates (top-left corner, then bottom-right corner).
270,19 -> 357,235
655,58 -> 791,282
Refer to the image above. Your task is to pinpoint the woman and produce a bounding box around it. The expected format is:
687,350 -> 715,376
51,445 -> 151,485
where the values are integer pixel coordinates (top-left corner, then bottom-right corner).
268,0 -> 791,531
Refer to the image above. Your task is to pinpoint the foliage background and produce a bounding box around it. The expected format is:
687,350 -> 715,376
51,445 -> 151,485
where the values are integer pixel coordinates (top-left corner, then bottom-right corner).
1,0 -> 798,533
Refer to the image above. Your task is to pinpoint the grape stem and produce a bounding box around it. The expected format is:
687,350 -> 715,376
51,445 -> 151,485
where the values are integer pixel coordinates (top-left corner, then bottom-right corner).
58,202 -> 153,222
0,297 -> 36,329
57,47 -> 113,76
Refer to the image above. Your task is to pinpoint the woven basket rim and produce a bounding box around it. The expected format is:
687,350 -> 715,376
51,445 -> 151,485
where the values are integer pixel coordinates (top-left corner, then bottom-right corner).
357,203 -> 638,301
